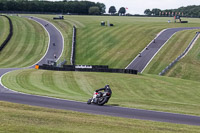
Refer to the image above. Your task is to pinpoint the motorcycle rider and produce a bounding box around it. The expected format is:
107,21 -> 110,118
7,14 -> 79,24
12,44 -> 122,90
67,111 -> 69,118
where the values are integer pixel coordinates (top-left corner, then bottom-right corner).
92,85 -> 112,104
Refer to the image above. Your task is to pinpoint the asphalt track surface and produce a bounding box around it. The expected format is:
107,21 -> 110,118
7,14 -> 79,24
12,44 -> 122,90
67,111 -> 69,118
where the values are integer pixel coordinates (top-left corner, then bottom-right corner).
126,27 -> 200,73
1,17 -> 200,126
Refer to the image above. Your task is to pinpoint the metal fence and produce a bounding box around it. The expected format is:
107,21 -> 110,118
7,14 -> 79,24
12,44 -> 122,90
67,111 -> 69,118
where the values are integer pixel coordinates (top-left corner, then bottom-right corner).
159,32 -> 200,76
38,64 -> 138,75
70,26 -> 76,65
0,15 -> 13,52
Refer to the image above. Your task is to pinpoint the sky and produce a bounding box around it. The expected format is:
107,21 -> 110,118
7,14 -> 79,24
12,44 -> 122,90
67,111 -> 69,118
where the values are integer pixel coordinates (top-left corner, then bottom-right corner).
49,0 -> 200,15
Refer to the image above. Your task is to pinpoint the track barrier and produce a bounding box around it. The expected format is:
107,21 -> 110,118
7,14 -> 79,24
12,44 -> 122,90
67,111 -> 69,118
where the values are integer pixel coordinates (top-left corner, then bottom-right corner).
0,15 -> 13,52
70,26 -> 76,65
37,64 -> 138,75
159,32 -> 200,76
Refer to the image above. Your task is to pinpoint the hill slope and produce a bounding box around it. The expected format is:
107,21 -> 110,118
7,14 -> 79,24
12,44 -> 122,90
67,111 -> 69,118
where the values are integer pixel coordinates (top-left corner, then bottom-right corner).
0,16 -> 48,68
2,69 -> 200,116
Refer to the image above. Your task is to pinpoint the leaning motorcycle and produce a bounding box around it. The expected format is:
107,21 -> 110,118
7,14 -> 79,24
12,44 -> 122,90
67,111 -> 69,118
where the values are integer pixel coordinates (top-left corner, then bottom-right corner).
87,91 -> 111,106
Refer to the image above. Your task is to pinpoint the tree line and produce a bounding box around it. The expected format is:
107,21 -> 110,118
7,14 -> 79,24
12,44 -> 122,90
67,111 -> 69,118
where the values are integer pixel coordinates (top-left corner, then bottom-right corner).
144,5 -> 200,18
0,0 -> 106,15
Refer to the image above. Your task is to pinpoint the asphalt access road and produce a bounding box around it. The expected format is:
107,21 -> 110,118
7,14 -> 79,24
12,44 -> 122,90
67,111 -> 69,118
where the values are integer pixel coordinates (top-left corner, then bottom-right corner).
0,18 -> 200,126
126,27 -> 200,73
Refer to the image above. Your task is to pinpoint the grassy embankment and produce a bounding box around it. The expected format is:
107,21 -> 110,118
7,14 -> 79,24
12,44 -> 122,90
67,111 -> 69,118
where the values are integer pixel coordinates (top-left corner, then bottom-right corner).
0,16 -> 48,68
2,16 -> 200,132
144,27 -> 200,82
165,37 -> 200,81
3,69 -> 200,116
144,30 -> 200,75
33,15 -> 200,68
0,15 -> 10,45
1,101 -> 200,133
30,14 -> 73,64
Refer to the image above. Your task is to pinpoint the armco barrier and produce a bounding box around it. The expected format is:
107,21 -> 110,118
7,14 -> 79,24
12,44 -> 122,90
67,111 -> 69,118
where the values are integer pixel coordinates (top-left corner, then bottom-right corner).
0,15 -> 13,51
38,64 -> 137,75
70,26 -> 76,65
159,32 -> 200,76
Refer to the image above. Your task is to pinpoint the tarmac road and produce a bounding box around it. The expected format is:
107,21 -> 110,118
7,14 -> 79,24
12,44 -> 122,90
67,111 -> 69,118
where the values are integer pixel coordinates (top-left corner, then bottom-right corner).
0,17 -> 200,126
126,27 -> 200,72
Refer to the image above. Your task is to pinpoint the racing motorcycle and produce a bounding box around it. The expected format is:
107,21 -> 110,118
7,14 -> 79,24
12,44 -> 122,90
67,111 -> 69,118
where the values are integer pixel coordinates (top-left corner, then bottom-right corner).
87,91 -> 111,106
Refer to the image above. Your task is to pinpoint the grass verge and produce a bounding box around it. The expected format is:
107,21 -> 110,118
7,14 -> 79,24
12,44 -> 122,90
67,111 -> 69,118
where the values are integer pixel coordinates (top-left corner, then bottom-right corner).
0,16 -> 48,68
31,15 -> 200,68
2,69 -> 200,116
0,15 -> 9,46
1,101 -> 200,133
143,29 -> 200,75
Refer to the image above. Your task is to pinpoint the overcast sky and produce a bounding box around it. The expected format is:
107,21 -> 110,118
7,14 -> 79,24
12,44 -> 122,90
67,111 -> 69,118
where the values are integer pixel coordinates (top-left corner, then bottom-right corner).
50,0 -> 200,14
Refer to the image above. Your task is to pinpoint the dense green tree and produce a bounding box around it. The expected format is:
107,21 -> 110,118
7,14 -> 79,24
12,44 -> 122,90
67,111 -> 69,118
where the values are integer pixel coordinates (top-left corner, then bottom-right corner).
96,2 -> 106,14
118,7 -> 126,15
89,6 -> 100,15
151,8 -> 161,16
162,5 -> 200,17
108,6 -> 116,15
144,9 -> 151,16
0,0 -> 105,15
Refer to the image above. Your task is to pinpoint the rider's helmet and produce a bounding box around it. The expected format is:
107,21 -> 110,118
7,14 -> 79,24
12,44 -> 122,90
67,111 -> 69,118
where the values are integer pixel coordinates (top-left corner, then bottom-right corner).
105,85 -> 110,89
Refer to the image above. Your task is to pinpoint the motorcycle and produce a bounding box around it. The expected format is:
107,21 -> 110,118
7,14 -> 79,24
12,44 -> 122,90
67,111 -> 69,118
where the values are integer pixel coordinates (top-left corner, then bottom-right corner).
87,91 -> 111,106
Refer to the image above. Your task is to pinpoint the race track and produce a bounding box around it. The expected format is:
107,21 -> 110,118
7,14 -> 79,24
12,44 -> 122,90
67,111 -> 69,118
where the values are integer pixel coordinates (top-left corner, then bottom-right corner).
1,17 -> 200,126
126,27 -> 200,72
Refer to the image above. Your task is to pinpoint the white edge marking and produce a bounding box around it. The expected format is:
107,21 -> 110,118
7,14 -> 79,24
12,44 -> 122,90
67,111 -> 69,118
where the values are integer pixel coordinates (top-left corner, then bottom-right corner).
141,29 -> 200,73
0,16 -> 65,92
27,17 -> 51,67
28,16 -> 65,66
1,70 -> 200,118
181,33 -> 200,59
0,69 -> 85,104
140,32 -> 176,73
125,29 -> 168,69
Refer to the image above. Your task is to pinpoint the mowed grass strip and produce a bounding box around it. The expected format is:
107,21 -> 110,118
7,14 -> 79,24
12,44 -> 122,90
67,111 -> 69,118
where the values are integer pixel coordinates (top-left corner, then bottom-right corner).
165,37 -> 200,82
0,16 -> 48,68
144,29 -> 200,75
1,101 -> 200,133
30,15 -> 200,68
2,69 -> 200,116
29,14 -> 73,65
67,16 -> 200,68
0,15 -> 9,45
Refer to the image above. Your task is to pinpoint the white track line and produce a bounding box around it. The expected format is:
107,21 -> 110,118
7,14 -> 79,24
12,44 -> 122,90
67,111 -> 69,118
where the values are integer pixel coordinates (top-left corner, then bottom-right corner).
125,29 -> 167,69
0,16 -> 65,93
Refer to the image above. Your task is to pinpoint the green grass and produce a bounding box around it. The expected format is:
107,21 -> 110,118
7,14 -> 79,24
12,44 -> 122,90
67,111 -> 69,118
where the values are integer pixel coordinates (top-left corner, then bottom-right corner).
3,69 -> 200,116
144,29 -> 200,75
164,37 -> 200,81
28,14 -> 73,65
0,16 -> 48,68
30,15 -> 200,68
1,101 -> 200,133
0,15 -> 9,46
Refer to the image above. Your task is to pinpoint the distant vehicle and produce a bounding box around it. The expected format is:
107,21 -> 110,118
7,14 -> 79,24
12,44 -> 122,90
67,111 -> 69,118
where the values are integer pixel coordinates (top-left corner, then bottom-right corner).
53,15 -> 64,20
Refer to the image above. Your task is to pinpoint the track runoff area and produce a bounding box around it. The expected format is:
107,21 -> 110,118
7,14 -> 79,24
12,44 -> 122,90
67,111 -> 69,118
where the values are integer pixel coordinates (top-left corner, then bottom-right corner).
0,16 -> 200,126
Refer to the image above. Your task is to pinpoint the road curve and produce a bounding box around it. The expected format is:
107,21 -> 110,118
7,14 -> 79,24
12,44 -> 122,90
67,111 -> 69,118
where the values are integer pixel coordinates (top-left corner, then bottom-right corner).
126,27 -> 200,73
0,18 -> 200,126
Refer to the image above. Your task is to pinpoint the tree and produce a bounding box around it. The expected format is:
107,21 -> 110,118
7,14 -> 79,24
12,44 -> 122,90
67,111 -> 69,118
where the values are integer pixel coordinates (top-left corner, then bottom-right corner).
109,6 -> 116,15
96,2 -> 106,14
151,8 -> 161,16
118,7 -> 126,15
89,6 -> 100,15
144,9 -> 151,16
